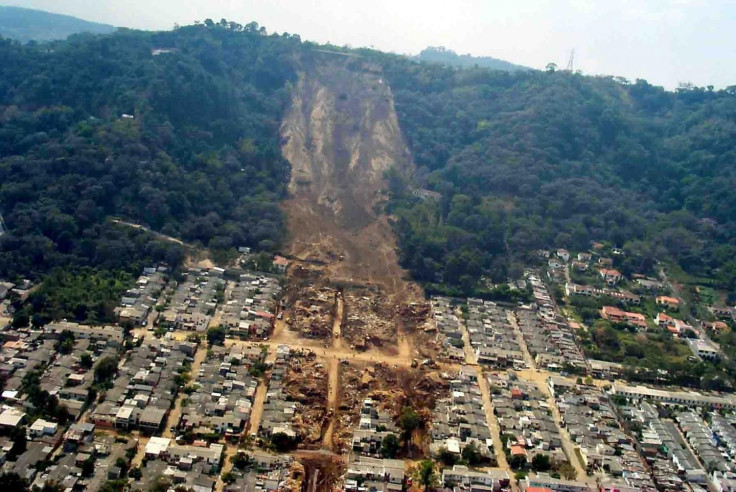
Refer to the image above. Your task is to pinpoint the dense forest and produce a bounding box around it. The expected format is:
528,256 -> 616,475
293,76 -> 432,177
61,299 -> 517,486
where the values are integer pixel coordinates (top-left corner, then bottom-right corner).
1,20 -> 736,305
361,52 -> 736,296
0,21 -> 298,281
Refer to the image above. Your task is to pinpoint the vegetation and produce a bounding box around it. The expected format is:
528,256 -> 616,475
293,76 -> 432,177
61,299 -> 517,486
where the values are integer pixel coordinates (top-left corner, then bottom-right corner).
359,49 -> 736,296
94,356 -> 119,386
380,433 -> 401,459
0,21 -> 299,283
206,325 -> 227,346
415,46 -> 527,72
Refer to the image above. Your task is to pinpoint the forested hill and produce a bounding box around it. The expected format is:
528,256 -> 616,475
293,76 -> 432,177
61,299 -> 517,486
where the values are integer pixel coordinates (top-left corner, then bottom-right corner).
415,46 -> 527,72
1,21 -> 735,300
0,21 -> 299,279
0,6 -> 115,42
366,52 -> 736,296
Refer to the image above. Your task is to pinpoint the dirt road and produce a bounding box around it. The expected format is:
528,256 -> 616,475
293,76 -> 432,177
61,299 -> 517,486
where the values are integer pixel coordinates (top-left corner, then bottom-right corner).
163,343 -> 208,439
246,345 -> 278,435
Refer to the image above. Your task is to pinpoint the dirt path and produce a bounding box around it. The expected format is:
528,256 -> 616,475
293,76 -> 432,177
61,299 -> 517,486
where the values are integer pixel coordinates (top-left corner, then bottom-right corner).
246,345 -> 278,435
322,357 -> 340,449
457,310 -> 514,483
332,294 -> 344,351
163,343 -> 208,439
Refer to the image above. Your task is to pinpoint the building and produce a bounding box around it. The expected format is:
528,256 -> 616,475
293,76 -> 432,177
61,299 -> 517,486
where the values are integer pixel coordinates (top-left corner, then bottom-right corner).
656,296 -> 680,310
600,306 -> 647,330
599,269 -> 623,285
611,383 -> 736,409
687,339 -> 719,361
29,419 -> 58,438
272,256 -> 289,274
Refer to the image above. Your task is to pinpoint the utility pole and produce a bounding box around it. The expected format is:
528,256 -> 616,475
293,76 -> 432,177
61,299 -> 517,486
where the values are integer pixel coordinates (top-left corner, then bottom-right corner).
565,49 -> 575,72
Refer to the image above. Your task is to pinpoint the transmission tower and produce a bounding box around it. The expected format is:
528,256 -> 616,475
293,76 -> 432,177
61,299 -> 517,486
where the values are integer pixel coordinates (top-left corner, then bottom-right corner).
565,49 -> 575,72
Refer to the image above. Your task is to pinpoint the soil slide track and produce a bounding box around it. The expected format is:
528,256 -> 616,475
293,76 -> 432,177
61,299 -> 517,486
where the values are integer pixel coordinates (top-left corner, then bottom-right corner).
281,55 -> 416,299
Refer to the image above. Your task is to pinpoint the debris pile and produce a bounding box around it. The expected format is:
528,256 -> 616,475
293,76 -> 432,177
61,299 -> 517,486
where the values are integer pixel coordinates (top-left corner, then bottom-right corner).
342,289 -> 396,349
284,266 -> 337,340
331,362 -> 451,455
283,352 -> 329,448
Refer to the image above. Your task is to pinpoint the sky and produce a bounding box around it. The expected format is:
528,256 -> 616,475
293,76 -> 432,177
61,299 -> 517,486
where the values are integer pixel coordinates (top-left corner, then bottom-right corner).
5,0 -> 735,89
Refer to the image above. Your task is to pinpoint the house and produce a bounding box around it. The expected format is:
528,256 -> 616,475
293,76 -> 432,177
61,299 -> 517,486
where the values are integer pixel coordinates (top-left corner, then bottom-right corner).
0,407 -> 26,429
709,306 -> 734,319
272,256 -> 289,274
597,257 -> 614,267
29,419 -> 58,438
702,321 -> 730,334
548,258 -> 562,269
656,296 -> 680,310
556,249 -> 570,262
411,188 -> 442,201
522,475 -> 592,492
688,339 -> 719,361
571,261 -> 588,271
599,269 -> 623,285
656,312 -> 674,328
600,306 -> 647,330
577,252 -> 592,262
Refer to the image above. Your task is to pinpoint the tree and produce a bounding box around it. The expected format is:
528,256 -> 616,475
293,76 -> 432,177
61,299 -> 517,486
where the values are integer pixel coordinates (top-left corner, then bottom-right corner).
81,456 -> 95,477
270,432 -> 297,452
80,352 -> 93,369
0,473 -> 28,490
531,453 -> 551,472
461,441 -> 483,465
417,459 -> 438,491
509,454 -> 527,470
8,426 -> 27,460
94,356 -> 118,384
436,446 -> 458,466
558,463 -> 577,480
231,452 -> 250,469
398,406 -> 422,437
380,434 -> 400,458
206,325 -> 227,346
128,467 -> 142,480
57,330 -> 75,354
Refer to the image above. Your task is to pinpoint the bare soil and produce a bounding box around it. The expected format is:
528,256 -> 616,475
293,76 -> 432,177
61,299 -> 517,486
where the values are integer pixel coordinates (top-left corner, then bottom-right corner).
280,56 -> 424,353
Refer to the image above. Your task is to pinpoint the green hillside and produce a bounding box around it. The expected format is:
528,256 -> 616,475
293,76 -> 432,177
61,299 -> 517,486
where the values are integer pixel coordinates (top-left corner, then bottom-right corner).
0,21 -> 735,302
0,6 -> 116,42
415,46 -> 527,72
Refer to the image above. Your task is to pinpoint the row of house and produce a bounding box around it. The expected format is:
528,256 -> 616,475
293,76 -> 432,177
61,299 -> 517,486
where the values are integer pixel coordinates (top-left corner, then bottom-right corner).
619,401 -> 705,490
467,299 -> 525,369
115,267 -> 167,326
220,273 -> 281,339
429,368 -> 494,463
431,296 -> 465,361
160,269 -> 223,332
177,345 -> 262,441
351,397 -> 400,456
515,308 -> 586,371
488,371 -> 568,466
564,283 -> 641,305
553,384 -> 657,490
611,383 -> 736,410
89,339 -> 193,432
676,412 -> 733,474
